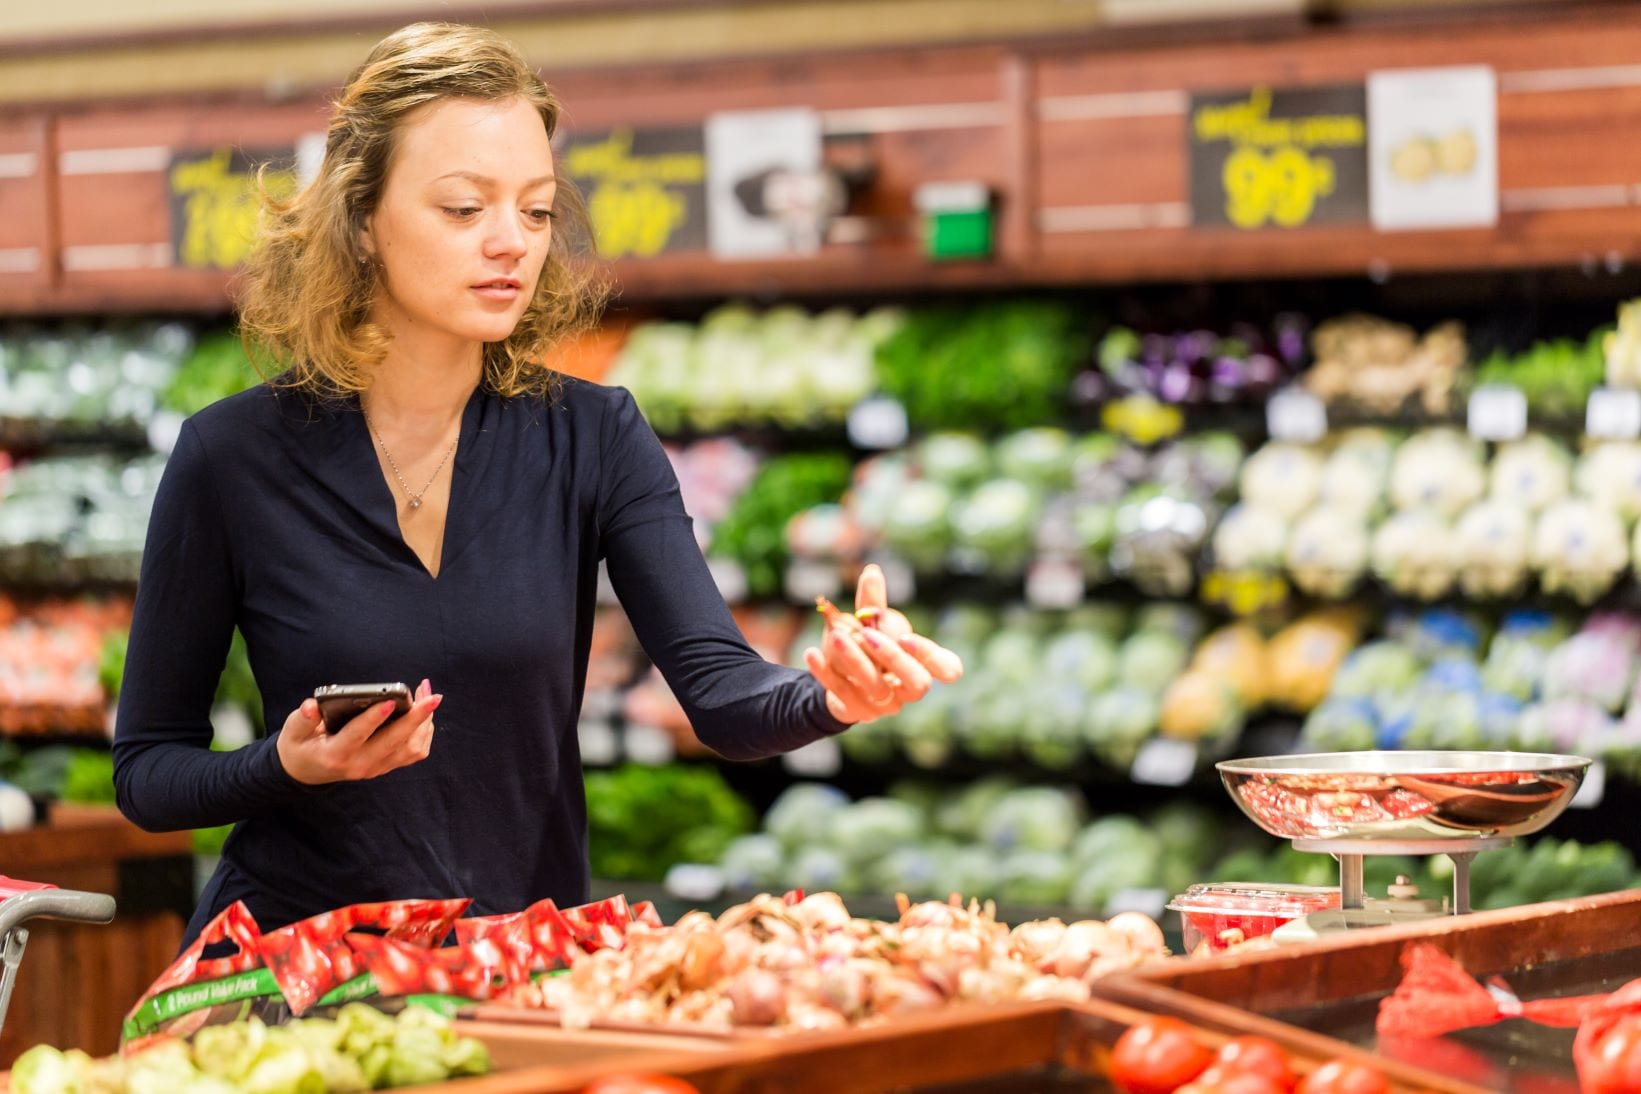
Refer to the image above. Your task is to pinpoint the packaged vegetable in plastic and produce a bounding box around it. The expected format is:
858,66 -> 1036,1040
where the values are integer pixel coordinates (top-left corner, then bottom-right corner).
1083,687 -> 1160,769
980,787 -> 1085,853
1389,428 -> 1486,516
1189,623 -> 1269,707
995,427 -> 1075,491
1265,610 -> 1362,713
1543,630 -> 1637,713
1133,603 -> 1205,645
916,432 -> 991,490
1455,499 -> 1533,598
1317,434 -> 1391,516
1490,434 -> 1572,512
1117,630 -> 1190,696
869,843 -> 948,900
1158,670 -> 1244,743
1331,641 -> 1423,702
880,479 -> 954,572
956,683 -> 1023,761
1397,607 -> 1485,663
1400,689 -> 1487,751
935,775 -> 1019,841
1112,491 -> 1208,598
1211,504 -> 1288,572
1371,510 -> 1461,600
1284,506 -> 1370,599
718,834 -> 786,891
1019,683 -> 1090,770
1534,498 -> 1628,603
1575,441 -> 1641,521
1239,443 -> 1323,519
999,849 -> 1074,905
1603,297 -> 1641,389
1516,698 -> 1613,754
1042,629 -> 1118,693
838,714 -> 898,764
951,478 -> 1041,576
1071,816 -> 1161,873
1302,697 -> 1379,753
895,680 -> 958,769
828,798 -> 924,864
765,783 -> 850,850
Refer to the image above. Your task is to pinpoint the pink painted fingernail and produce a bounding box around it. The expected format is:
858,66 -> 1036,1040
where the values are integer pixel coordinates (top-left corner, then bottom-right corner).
861,629 -> 883,649
428,695 -> 444,711
378,700 -> 397,715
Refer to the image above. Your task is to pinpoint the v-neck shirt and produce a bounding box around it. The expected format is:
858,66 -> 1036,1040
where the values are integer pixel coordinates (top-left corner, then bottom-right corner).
112,378 -> 847,946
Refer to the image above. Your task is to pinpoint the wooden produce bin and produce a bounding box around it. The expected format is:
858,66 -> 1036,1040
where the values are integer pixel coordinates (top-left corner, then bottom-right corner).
0,804 -> 194,1067
441,998 -> 1463,1094
1099,889 -> 1641,1094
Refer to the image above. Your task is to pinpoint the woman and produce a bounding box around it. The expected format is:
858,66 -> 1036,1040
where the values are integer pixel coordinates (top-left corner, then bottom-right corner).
113,22 -> 961,946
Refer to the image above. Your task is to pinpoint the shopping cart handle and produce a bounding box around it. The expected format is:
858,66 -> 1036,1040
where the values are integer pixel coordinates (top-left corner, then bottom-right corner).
0,889 -> 116,937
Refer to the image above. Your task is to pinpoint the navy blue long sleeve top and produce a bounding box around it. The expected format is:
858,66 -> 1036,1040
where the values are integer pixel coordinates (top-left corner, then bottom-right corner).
112,378 -> 846,946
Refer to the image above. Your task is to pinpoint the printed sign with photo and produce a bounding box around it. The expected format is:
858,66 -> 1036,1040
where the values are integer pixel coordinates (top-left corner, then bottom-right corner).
557,126 -> 708,259
704,108 -> 828,259
1367,66 -> 1499,231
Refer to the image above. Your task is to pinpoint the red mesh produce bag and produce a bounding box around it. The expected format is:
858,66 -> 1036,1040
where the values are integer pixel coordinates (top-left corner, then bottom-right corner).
135,900 -> 264,1000
1377,944 -> 1605,1038
260,898 -> 469,1015
347,932 -> 508,1000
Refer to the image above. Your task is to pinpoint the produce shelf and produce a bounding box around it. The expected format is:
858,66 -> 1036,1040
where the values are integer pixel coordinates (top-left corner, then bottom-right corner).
0,418 -> 150,455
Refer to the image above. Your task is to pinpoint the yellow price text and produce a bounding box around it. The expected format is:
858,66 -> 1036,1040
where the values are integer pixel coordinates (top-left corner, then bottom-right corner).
566,129 -> 704,259
1194,88 -> 1365,150
169,148 -> 294,269
1222,146 -> 1336,229
588,183 -> 689,259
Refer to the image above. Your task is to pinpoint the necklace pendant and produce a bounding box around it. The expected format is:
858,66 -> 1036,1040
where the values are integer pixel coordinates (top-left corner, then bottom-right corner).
408,496 -> 423,510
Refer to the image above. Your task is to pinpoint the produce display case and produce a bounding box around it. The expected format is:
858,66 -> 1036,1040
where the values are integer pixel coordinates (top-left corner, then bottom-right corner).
439,998 -> 1455,1094
1100,888 -> 1641,1093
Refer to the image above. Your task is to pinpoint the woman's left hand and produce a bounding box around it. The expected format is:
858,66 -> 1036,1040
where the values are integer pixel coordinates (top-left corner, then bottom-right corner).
803,564 -> 964,725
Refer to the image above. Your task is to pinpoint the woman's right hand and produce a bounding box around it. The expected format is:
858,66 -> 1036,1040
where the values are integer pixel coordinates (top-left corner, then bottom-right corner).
277,679 -> 442,786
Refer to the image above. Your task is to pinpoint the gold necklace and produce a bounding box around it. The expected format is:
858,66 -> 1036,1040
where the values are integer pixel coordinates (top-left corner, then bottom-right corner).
362,411 -> 458,510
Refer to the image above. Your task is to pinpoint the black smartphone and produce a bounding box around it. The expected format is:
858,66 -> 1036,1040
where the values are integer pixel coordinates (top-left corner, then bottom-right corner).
313,683 -> 413,733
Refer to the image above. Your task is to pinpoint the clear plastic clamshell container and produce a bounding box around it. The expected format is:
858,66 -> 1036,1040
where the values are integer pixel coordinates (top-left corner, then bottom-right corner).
1168,882 -> 1341,955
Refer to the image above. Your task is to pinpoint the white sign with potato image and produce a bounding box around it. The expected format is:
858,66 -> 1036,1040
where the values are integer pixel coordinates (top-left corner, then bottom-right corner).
1367,65 -> 1498,230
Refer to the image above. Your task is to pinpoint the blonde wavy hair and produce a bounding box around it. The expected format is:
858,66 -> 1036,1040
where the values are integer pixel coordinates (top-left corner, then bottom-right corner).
238,22 -> 607,400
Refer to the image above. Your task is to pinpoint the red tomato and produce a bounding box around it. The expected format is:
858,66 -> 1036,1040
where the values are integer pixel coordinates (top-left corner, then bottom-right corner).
1110,1016 -> 1215,1094
1576,1013 -> 1641,1094
1295,1059 -> 1391,1094
582,1076 -> 701,1094
1179,1070 -> 1286,1094
1214,1036 -> 1297,1090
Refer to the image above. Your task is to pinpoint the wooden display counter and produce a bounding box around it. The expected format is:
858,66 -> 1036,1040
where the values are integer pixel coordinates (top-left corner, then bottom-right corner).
0,804 -> 193,1068
1099,888 -> 1641,1093
431,998 -> 1455,1094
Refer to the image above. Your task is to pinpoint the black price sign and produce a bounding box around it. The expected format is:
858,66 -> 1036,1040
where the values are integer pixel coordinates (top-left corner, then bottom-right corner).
559,127 -> 707,259
169,147 -> 296,269
1189,86 -> 1368,230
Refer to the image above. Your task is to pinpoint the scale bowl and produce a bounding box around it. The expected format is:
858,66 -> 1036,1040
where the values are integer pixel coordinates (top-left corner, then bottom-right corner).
1216,751 -> 1591,841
